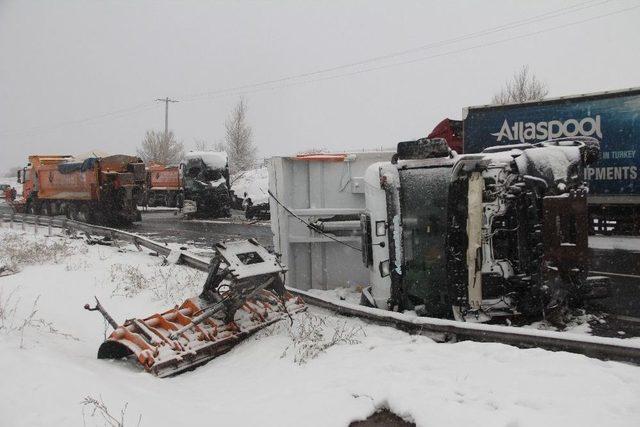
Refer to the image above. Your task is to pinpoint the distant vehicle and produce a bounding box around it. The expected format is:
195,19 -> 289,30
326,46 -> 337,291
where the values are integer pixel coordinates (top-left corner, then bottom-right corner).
15,154 -> 145,224
0,183 -> 10,193
180,151 -> 232,218
429,87 -> 640,234
143,164 -> 181,207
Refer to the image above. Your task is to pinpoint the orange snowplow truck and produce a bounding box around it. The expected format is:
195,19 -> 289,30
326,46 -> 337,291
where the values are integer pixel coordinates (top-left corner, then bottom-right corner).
16,154 -> 146,224
143,164 -> 182,207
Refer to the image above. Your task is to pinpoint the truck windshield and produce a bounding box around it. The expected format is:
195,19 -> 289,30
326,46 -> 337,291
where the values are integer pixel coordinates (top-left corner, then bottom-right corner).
398,166 -> 450,315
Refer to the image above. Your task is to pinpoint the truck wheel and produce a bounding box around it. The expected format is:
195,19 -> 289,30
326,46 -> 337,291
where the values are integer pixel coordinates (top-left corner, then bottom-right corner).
27,202 -> 39,215
245,206 -> 254,220
165,193 -> 175,208
77,204 -> 93,223
41,202 -> 53,217
68,204 -> 79,221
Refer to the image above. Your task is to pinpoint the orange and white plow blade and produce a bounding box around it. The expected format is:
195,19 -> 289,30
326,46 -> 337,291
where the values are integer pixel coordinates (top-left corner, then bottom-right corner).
97,290 -> 305,377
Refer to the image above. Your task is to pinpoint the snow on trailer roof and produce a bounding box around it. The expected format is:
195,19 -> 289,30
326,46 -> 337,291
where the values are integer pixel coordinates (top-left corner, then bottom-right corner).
184,151 -> 228,169
280,149 -> 395,161
74,150 -> 110,161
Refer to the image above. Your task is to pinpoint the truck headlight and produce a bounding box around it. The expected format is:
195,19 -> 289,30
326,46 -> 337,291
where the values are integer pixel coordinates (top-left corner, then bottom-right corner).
375,220 -> 386,236
379,260 -> 390,277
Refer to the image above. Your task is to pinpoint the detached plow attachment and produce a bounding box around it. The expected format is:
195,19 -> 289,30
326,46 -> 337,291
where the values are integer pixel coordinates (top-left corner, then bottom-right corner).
86,239 -> 305,377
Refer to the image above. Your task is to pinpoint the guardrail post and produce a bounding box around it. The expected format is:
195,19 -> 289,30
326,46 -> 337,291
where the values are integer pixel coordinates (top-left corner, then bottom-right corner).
132,236 -> 142,251
48,217 -> 53,236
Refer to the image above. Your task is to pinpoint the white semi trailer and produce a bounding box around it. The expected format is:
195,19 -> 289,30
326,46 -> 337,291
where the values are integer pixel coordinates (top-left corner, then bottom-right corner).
270,139 -> 608,322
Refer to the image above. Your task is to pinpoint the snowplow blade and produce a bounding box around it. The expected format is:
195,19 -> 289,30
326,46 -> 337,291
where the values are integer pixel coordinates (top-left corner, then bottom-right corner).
89,238 -> 306,377
97,290 -> 305,377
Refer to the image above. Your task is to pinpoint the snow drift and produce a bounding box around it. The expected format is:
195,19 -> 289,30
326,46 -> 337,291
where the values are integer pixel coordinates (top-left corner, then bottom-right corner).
0,226 -> 639,427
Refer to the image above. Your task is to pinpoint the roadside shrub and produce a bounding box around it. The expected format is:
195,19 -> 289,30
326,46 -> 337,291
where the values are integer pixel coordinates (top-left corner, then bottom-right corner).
109,263 -> 204,304
0,232 -> 76,272
81,395 -> 142,427
0,290 -> 77,346
278,312 -> 366,364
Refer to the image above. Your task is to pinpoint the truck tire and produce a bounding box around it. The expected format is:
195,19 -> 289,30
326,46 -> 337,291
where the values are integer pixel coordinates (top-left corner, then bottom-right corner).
27,201 -> 39,215
77,204 -> 93,223
165,192 -> 175,208
68,204 -> 79,221
41,201 -> 53,217
245,206 -> 255,220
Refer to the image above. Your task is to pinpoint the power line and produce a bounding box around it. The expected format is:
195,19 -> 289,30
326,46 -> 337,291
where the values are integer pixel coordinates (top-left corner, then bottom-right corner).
0,0 -> 634,137
0,102 -> 155,136
180,3 -> 640,103
180,0 -> 613,102
155,97 -> 179,136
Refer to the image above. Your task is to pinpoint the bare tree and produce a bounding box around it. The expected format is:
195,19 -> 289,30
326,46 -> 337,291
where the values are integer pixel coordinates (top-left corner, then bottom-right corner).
296,147 -> 328,155
193,138 -> 209,151
225,99 -> 256,174
492,65 -> 549,105
212,140 -> 226,152
137,130 -> 184,165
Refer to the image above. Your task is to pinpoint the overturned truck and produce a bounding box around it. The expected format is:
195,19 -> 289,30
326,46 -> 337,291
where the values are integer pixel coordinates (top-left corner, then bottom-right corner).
181,151 -> 232,218
271,138 -> 607,323
360,137 -> 607,322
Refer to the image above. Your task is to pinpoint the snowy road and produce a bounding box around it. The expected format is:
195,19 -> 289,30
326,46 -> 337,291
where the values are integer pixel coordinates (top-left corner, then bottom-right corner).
123,210 -> 272,250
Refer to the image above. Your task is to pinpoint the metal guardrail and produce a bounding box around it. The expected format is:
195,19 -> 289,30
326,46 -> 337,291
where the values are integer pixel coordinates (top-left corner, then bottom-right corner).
3,211 -> 640,365
1,212 -> 173,259
289,289 -> 640,365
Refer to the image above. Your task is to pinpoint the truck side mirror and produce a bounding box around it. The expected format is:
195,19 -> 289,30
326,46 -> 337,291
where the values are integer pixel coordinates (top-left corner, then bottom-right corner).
17,170 -> 21,184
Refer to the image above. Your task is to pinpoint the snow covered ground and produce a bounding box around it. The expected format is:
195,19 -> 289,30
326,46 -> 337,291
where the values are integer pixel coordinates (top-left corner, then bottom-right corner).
589,235 -> 640,252
231,167 -> 269,205
1,225 -> 640,427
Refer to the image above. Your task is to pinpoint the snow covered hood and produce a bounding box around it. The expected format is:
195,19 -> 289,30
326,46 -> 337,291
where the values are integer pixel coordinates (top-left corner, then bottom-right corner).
232,167 -> 269,204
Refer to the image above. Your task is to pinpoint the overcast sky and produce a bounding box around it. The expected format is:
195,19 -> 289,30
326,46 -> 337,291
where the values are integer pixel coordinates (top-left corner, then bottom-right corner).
1,0 -> 638,172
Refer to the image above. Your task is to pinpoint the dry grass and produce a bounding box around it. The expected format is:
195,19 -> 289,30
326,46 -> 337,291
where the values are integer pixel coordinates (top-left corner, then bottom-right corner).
108,263 -> 204,304
0,232 -> 77,273
269,312 -> 366,364
0,290 -> 78,347
81,395 -> 142,427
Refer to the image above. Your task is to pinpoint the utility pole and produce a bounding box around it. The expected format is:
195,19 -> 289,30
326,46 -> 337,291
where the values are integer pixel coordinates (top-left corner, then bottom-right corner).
155,97 -> 179,136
